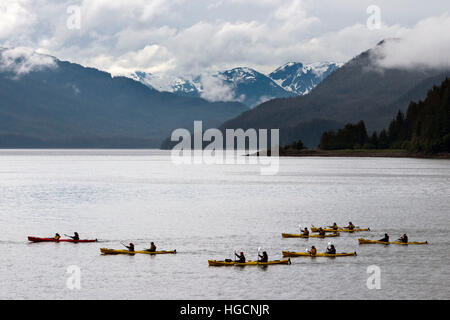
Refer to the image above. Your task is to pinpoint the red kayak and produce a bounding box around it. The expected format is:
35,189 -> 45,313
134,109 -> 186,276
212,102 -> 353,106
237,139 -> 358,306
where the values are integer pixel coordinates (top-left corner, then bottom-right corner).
28,236 -> 97,243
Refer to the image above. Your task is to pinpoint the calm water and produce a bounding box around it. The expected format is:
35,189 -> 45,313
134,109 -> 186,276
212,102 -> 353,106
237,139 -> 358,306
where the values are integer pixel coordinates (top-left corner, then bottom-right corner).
0,150 -> 449,300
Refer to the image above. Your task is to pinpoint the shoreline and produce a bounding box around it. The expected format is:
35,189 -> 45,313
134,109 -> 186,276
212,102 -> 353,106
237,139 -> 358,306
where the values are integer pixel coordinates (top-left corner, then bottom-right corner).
253,149 -> 450,159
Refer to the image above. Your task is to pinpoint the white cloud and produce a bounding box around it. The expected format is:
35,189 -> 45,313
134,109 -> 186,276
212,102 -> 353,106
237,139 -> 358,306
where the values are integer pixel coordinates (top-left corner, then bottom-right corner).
199,74 -> 238,102
0,0 -> 35,39
0,0 -> 449,78
373,14 -> 450,70
0,47 -> 56,75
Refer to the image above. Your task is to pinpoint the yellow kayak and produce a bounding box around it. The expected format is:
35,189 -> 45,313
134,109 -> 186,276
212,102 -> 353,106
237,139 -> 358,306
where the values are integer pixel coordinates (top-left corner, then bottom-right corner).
282,233 -> 339,238
391,241 -> 428,245
358,238 -> 428,245
282,251 -> 357,257
208,259 -> 291,266
312,227 -> 370,233
100,248 -> 177,255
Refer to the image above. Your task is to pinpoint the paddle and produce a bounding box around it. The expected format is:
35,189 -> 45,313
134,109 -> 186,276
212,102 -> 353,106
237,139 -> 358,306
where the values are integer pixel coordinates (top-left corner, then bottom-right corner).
121,242 -> 131,250
257,247 -> 261,262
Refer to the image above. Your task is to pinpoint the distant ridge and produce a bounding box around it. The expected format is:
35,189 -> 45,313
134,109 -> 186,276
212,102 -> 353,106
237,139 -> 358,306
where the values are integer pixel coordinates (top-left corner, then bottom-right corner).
0,48 -> 248,148
219,40 -> 450,148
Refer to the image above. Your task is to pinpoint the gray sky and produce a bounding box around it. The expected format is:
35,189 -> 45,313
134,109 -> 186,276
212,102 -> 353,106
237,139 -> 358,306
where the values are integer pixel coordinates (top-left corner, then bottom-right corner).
1,0 -> 449,76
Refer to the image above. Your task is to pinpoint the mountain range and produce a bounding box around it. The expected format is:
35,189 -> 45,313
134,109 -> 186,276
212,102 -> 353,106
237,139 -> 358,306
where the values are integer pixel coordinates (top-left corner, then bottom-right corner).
130,62 -> 341,108
2,41 -> 448,150
220,40 -> 450,148
0,48 -> 247,148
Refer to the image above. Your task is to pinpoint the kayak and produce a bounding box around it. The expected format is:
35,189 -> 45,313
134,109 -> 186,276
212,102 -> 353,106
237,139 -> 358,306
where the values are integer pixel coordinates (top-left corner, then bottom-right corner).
358,238 -> 428,245
208,259 -> 291,266
282,251 -> 357,257
358,239 -> 390,245
281,233 -> 339,238
208,260 -> 236,266
100,248 -> 177,255
28,236 -> 97,243
312,227 -> 370,233
391,241 -> 428,245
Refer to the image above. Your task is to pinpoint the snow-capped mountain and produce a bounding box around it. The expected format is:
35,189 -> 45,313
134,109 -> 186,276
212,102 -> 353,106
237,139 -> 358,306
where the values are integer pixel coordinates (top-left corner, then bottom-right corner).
269,62 -> 342,95
130,62 -> 341,107
129,71 -> 202,98
218,67 -> 292,107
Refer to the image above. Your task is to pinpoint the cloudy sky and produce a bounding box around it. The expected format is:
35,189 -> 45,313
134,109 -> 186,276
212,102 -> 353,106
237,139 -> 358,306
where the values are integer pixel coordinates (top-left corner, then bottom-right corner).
1,0 -> 450,77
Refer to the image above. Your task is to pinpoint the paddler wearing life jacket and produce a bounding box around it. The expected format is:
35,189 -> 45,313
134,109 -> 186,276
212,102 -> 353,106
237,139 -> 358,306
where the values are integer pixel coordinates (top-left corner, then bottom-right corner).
308,246 -> 317,256
331,222 -> 338,230
318,227 -> 326,236
258,251 -> 268,263
125,243 -> 135,252
302,228 -> 310,236
69,232 -> 80,241
347,222 -> 355,230
378,233 -> 389,242
326,243 -> 336,254
147,242 -> 157,252
54,233 -> 61,240
235,252 -> 246,263
399,234 -> 408,243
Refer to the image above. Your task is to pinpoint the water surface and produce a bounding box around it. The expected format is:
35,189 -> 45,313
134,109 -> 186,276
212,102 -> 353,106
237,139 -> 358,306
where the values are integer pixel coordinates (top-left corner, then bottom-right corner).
0,150 -> 449,299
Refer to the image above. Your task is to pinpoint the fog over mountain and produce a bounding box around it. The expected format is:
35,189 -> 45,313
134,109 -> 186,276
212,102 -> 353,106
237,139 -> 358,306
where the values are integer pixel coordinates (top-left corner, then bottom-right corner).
130,62 -> 341,107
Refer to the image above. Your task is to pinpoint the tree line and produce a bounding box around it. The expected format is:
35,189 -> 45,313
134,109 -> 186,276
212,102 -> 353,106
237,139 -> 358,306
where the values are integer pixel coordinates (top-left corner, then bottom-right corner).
318,77 -> 450,154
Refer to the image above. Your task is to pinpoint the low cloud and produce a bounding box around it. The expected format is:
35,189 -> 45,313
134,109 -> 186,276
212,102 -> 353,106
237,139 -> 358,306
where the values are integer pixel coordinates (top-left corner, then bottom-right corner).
0,47 -> 57,75
373,14 -> 450,70
199,74 -> 240,102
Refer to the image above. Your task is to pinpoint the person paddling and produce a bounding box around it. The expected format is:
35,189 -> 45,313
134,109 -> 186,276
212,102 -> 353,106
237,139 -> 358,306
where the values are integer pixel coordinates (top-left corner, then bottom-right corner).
378,233 -> 389,242
68,232 -> 79,241
54,233 -> 61,241
125,243 -> 135,252
146,242 -> 157,252
326,243 -> 336,254
235,252 -> 246,263
331,222 -> 339,230
308,246 -> 317,256
346,222 -> 355,230
258,251 -> 268,263
398,234 -> 408,243
302,228 -> 310,236
318,227 -> 326,236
